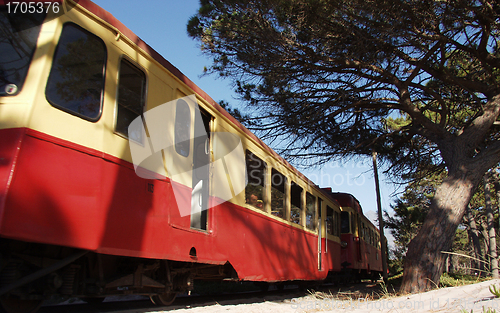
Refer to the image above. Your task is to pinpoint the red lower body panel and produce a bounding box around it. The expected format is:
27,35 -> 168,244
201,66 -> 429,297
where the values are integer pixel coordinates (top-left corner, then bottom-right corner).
0,128 -> 336,281
340,233 -> 382,273
215,204 -> 336,281
322,239 -> 342,273
0,128 -> 24,217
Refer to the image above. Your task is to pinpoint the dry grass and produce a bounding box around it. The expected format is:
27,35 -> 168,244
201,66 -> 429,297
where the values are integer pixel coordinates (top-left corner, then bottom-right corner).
299,278 -> 401,312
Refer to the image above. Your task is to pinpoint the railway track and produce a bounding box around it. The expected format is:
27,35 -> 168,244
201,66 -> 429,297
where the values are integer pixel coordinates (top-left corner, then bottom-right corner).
37,282 -> 381,313
37,290 -> 298,313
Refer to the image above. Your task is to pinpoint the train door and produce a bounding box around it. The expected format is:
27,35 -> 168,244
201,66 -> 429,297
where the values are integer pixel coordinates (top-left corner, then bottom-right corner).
190,109 -> 212,230
317,198 -> 323,271
165,95 -> 212,232
356,216 -> 362,263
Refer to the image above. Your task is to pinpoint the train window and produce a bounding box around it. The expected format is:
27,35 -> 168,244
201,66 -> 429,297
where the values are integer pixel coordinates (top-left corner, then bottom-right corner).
46,23 -> 106,121
305,193 -> 316,230
318,198 -> 323,217
290,182 -> 302,225
270,169 -> 285,219
245,151 -> 265,210
175,99 -> 191,157
115,59 -> 146,142
334,211 -> 340,236
0,8 -> 45,96
351,213 -> 357,236
326,206 -> 334,235
341,211 -> 350,233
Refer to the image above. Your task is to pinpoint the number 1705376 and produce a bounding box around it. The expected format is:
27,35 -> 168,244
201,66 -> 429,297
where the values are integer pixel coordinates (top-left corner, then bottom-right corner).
6,2 -> 60,14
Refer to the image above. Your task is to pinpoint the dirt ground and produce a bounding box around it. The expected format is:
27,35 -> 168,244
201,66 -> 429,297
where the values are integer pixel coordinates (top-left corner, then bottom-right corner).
156,279 -> 500,313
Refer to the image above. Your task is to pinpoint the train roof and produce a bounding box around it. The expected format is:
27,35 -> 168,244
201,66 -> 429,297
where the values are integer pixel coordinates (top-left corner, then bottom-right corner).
321,189 -> 363,214
322,190 -> 380,234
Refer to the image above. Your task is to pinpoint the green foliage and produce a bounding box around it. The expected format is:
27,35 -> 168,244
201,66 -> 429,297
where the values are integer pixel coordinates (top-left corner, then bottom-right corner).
461,308 -> 498,313
378,277 -> 390,298
386,166 -> 500,277
439,272 -> 486,288
188,0 -> 500,175
385,170 -> 445,273
490,284 -> 500,298
384,114 -> 411,132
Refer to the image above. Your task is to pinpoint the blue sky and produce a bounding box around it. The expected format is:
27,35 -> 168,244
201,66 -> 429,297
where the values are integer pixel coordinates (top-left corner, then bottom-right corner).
93,0 -> 399,237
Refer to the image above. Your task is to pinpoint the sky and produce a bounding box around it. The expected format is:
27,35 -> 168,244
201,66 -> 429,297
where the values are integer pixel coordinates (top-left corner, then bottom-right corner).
93,0 -> 399,242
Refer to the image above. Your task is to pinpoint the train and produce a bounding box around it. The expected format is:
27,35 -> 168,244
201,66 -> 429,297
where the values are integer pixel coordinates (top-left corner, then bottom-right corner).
0,1 -> 382,312
323,190 -> 383,282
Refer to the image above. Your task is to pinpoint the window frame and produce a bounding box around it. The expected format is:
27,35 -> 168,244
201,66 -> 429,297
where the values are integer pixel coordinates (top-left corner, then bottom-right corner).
305,192 -> 316,231
114,56 -> 147,142
326,205 -> 334,236
341,211 -> 350,234
0,7 -> 46,96
245,150 -> 267,211
270,168 -> 286,219
290,182 -> 303,225
174,98 -> 192,157
46,22 -> 107,122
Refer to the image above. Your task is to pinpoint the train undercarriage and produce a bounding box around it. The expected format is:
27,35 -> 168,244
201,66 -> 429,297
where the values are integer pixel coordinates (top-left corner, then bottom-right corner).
0,239 -> 237,313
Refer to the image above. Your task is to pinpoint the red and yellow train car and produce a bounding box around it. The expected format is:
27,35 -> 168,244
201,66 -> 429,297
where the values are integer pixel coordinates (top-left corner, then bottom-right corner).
325,191 -> 383,282
0,1 -> 366,312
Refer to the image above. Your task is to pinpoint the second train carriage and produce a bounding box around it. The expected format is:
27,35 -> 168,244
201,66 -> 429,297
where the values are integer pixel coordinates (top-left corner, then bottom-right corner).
0,0 -> 381,312
325,191 -> 383,281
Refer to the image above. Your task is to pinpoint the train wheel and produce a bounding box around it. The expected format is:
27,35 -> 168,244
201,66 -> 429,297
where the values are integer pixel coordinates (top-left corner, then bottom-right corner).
150,292 -> 176,306
0,296 -> 43,313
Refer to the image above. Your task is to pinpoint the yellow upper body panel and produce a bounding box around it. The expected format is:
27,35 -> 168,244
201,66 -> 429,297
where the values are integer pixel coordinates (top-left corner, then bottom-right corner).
0,0 -> 342,239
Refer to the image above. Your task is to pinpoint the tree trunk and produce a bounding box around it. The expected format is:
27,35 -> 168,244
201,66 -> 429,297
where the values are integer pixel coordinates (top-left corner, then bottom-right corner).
465,206 -> 484,276
400,168 -> 483,293
485,172 -> 499,278
481,219 -> 491,273
493,168 -> 500,227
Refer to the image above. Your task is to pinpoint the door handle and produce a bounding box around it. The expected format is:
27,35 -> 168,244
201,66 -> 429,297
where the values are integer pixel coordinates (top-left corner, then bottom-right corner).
205,138 -> 210,155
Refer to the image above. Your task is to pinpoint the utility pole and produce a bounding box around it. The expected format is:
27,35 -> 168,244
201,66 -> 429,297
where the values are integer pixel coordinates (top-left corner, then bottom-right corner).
485,172 -> 499,279
372,150 -> 388,283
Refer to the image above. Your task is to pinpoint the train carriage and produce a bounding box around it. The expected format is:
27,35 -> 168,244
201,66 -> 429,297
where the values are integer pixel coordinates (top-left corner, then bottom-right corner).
325,191 -> 383,282
0,1 -> 376,312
